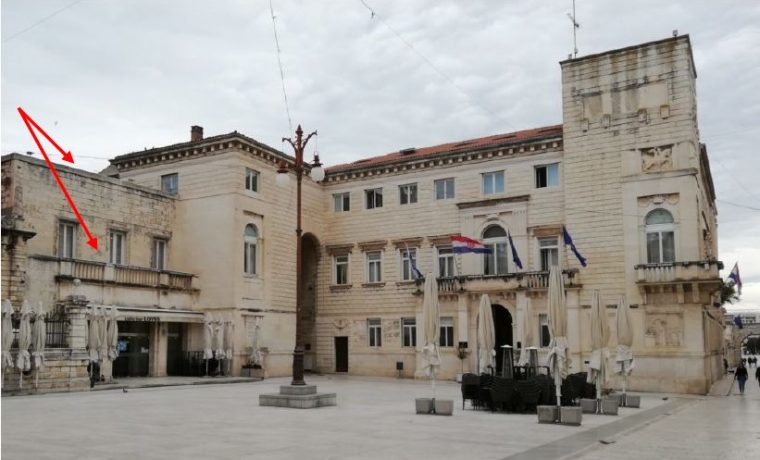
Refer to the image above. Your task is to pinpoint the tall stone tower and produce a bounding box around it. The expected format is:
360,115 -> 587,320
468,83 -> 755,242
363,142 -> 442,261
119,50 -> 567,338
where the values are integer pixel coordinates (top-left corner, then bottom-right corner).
560,35 -> 722,393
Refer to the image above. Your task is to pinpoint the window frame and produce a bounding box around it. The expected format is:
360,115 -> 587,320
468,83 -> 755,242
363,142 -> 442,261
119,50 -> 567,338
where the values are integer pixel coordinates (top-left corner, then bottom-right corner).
365,251 -> 383,283
645,209 -> 676,264
434,178 -> 455,200
399,183 -> 418,205
539,314 -> 550,348
368,318 -> 382,347
538,236 -> 559,271
401,318 -> 416,347
482,171 -> 505,195
535,163 -> 560,189
482,225 -> 509,275
436,246 -> 455,278
152,238 -> 168,270
161,173 -> 179,195
333,254 -> 350,285
109,230 -> 127,266
399,248 -> 417,281
439,317 -> 454,347
244,224 -> 259,275
333,192 -> 351,212
58,221 -> 77,259
245,168 -> 260,193
365,188 -> 383,210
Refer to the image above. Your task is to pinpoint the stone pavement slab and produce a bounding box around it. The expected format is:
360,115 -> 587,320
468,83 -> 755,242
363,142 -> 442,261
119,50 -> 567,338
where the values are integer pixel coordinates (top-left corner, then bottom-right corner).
0,375 -> 736,460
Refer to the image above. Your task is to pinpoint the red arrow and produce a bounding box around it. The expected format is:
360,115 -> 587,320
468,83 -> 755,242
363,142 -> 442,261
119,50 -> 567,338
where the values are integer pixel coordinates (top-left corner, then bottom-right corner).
17,107 -> 74,163
18,107 -> 98,250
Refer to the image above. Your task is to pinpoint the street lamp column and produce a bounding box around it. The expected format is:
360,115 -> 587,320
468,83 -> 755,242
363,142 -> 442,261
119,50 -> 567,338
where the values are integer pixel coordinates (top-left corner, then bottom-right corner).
277,125 -> 324,386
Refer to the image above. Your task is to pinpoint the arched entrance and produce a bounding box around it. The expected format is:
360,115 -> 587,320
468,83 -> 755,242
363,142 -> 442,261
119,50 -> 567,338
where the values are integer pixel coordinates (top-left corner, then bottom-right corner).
492,304 -> 513,375
299,233 -> 320,370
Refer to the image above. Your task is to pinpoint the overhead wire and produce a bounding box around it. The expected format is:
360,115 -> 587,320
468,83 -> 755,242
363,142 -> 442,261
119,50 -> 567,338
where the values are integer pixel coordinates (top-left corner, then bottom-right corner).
358,0 -> 517,130
2,0 -> 85,43
269,0 -> 293,134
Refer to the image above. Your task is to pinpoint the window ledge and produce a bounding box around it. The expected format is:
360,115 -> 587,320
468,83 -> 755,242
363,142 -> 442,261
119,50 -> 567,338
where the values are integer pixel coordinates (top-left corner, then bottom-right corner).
329,284 -> 352,292
395,280 -> 417,287
243,274 -> 261,280
362,282 -> 386,288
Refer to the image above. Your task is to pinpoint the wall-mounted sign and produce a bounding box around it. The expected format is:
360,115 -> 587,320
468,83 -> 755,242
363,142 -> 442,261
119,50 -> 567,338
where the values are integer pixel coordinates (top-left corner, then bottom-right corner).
121,316 -> 160,322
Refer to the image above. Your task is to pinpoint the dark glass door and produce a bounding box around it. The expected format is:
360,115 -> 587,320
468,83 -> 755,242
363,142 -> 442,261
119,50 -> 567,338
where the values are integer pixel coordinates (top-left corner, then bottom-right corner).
113,321 -> 150,377
167,323 -> 184,376
335,337 -> 348,372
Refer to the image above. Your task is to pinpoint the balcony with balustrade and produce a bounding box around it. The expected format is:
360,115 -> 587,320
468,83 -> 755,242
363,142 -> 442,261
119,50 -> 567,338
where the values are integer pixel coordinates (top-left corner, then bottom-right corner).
634,260 -> 723,305
27,255 -> 198,309
423,268 -> 581,296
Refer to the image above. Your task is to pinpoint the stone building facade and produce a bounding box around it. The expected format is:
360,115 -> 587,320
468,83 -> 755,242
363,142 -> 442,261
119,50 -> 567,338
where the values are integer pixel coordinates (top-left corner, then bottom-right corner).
1,35 -> 725,394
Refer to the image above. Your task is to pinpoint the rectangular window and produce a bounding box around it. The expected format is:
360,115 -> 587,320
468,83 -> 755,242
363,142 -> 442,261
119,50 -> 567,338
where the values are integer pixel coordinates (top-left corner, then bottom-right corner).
109,231 -> 127,265
535,163 -> 559,188
437,246 -> 455,278
368,319 -> 382,347
333,192 -> 350,212
539,237 -> 559,271
539,314 -> 550,348
334,255 -> 349,285
434,178 -> 455,200
365,188 -> 383,209
244,240 -> 256,275
58,221 -> 76,258
366,251 -> 382,283
400,248 -> 417,281
245,168 -> 259,192
161,173 -> 178,195
399,183 -> 418,205
647,231 -> 675,263
402,318 -> 416,347
439,317 -> 454,347
482,171 -> 505,195
484,243 -> 509,275
152,238 -> 167,270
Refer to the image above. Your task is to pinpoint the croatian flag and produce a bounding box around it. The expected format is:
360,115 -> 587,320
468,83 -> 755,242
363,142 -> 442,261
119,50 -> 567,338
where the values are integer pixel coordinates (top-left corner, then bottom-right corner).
451,236 -> 492,254
728,262 -> 742,295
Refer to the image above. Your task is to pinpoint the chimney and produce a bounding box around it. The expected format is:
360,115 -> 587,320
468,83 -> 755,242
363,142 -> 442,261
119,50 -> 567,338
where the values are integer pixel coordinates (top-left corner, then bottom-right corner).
191,125 -> 203,142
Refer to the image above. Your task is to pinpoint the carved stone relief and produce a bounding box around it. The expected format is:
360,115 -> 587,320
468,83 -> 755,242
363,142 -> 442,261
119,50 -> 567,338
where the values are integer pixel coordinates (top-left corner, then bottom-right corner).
641,145 -> 673,172
644,313 -> 683,347
637,193 -> 679,208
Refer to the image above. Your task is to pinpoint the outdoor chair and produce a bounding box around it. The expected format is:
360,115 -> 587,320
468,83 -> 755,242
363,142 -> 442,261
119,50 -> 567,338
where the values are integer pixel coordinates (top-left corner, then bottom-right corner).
514,380 -> 543,413
461,373 -> 481,409
532,374 -> 556,406
478,373 -> 495,410
488,377 -> 517,412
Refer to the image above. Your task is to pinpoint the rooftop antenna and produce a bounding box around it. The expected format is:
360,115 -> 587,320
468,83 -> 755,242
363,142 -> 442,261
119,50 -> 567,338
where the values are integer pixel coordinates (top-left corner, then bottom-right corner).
567,0 -> 580,58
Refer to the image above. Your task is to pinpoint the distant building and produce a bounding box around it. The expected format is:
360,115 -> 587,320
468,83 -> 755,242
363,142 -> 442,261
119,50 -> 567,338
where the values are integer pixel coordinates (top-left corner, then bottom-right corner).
1,35 -> 725,394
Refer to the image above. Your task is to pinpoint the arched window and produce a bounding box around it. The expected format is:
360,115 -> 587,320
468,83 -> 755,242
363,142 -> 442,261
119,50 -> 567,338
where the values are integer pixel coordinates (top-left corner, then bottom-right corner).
244,224 -> 258,274
482,225 -> 509,275
645,209 -> 675,263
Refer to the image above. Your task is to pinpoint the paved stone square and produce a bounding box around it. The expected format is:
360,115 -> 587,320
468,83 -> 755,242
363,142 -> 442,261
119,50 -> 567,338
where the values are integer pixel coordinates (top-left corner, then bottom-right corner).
1,374 -> 757,459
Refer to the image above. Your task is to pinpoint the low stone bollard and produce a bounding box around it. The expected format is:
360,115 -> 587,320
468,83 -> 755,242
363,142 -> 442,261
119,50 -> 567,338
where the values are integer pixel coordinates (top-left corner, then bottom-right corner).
434,399 -> 454,416
537,405 -> 559,424
601,398 -> 619,415
623,395 -> 641,408
580,398 -> 597,413
415,398 -> 433,414
560,406 -> 583,426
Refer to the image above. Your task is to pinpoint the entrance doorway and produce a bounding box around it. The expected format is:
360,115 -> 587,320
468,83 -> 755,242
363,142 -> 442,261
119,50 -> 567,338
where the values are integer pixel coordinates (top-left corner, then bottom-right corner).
335,337 -> 348,372
166,323 -> 184,376
492,305 -> 513,375
113,321 -> 150,377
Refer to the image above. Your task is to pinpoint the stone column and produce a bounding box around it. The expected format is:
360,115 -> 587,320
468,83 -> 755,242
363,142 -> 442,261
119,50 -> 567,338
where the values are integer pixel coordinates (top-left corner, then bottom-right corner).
149,322 -> 168,377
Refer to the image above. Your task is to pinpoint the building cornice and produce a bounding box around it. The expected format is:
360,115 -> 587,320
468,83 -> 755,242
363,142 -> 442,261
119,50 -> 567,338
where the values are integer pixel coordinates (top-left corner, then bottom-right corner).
457,194 -> 530,210
324,135 -> 562,185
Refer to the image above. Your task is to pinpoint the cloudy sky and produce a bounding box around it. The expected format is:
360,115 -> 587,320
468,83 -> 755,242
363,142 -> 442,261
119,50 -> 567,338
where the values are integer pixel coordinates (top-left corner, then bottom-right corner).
2,1 -> 759,310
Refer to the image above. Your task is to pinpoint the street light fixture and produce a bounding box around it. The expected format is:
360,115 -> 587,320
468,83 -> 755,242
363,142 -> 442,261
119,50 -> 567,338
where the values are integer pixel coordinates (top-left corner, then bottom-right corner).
277,124 -> 322,386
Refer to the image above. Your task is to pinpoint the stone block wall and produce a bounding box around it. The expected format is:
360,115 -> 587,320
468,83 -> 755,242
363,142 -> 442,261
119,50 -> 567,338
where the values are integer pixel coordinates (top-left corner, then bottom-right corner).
2,350 -> 90,395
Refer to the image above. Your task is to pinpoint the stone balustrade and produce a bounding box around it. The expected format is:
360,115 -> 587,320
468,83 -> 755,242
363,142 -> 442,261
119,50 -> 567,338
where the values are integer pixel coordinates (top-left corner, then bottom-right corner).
634,260 -> 723,284
432,269 -> 580,294
50,257 -> 197,290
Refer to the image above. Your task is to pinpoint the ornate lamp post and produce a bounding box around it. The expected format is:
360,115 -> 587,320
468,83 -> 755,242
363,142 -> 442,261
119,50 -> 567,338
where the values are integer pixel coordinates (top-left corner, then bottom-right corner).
276,125 -> 324,386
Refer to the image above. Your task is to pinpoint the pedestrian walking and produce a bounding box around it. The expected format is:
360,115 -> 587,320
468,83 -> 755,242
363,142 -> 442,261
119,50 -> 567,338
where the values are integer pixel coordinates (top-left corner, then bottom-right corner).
756,366 -> 760,388
723,358 -> 729,375
735,362 -> 749,395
